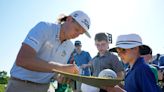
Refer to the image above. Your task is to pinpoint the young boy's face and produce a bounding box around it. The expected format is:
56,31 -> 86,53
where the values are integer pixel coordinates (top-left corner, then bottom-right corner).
116,47 -> 139,65
95,40 -> 109,54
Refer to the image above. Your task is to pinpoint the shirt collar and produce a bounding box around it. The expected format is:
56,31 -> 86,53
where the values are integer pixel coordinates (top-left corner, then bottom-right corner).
125,57 -> 144,77
96,51 -> 111,57
55,24 -> 61,40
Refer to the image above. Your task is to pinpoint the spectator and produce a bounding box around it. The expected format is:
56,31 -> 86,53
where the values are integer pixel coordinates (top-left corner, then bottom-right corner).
108,33 -> 161,92
140,45 -> 158,83
74,40 -> 92,76
152,54 -> 164,66
90,33 -> 124,92
74,40 -> 92,92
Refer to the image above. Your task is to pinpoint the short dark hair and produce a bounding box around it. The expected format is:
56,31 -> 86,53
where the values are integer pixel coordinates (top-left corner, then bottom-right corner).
94,33 -> 112,43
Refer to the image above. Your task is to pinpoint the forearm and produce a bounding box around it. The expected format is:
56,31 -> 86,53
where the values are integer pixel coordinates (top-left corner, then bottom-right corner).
16,43 -> 76,73
16,57 -> 64,72
87,61 -> 92,68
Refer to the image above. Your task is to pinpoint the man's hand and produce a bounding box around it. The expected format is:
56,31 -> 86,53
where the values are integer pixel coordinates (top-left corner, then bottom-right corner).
56,74 -> 72,84
60,63 -> 79,74
50,62 -> 79,74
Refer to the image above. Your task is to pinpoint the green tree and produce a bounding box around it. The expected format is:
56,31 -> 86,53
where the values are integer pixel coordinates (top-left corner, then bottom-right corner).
0,71 -> 9,92
0,71 -> 8,84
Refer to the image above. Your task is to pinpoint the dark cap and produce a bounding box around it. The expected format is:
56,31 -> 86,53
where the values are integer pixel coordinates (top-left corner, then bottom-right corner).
74,40 -> 81,46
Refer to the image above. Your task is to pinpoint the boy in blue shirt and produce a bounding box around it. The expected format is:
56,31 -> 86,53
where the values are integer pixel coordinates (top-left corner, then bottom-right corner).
107,34 -> 161,92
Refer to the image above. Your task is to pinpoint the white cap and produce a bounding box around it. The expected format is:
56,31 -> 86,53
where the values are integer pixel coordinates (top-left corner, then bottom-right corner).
116,34 -> 143,49
109,34 -> 149,55
109,34 -> 148,52
70,10 -> 91,38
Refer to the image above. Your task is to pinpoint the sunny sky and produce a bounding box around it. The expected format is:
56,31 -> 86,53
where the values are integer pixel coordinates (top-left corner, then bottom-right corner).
1,0 -> 164,75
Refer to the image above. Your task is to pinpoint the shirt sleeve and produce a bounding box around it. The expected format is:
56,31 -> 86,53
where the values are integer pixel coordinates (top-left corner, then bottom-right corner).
23,22 -> 51,52
86,52 -> 92,62
110,54 -> 124,73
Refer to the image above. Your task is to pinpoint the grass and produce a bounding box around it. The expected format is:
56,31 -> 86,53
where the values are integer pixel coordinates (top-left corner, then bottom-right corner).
0,84 -> 6,92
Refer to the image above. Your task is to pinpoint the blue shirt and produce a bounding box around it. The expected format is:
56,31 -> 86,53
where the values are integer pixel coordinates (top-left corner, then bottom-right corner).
125,57 -> 161,92
74,51 -> 92,76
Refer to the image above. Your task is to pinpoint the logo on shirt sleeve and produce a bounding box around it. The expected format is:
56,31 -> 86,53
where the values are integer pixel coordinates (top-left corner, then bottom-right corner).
27,36 -> 39,45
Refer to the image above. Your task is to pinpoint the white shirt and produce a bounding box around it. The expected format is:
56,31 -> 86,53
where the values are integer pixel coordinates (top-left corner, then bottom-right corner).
10,22 -> 74,83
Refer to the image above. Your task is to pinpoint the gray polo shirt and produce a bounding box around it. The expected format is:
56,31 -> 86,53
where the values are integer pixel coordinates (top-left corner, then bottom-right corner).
10,22 -> 74,83
91,51 -> 124,77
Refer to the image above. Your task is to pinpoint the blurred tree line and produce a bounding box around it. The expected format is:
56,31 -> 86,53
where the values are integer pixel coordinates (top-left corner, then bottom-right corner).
0,71 -> 9,92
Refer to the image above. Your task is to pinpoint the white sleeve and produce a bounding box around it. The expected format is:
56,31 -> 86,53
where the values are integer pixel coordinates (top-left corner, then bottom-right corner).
23,22 -> 51,52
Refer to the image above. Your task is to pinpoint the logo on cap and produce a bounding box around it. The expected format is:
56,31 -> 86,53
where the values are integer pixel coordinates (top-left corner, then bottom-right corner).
81,19 -> 90,29
73,13 -> 78,17
70,10 -> 91,38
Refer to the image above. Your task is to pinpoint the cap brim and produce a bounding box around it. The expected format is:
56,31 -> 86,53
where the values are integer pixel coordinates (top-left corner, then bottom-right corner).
85,31 -> 91,38
139,45 -> 152,55
109,44 -> 151,55
109,48 -> 117,53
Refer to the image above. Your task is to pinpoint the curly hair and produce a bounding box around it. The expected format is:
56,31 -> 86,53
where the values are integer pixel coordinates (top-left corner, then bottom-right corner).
57,14 -> 68,24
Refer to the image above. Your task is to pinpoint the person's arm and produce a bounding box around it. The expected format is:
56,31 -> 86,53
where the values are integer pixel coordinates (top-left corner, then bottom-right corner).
103,85 -> 126,92
111,55 -> 124,79
116,71 -> 124,79
16,43 -> 79,74
81,61 -> 93,68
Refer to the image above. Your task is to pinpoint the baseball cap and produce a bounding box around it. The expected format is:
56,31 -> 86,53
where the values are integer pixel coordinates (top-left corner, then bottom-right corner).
70,10 -> 91,38
109,34 -> 148,53
74,40 -> 81,46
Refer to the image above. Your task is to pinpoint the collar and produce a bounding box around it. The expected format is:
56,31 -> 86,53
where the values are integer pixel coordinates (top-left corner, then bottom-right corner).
75,51 -> 84,55
125,57 -> 144,77
55,24 -> 61,40
96,51 -> 111,57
